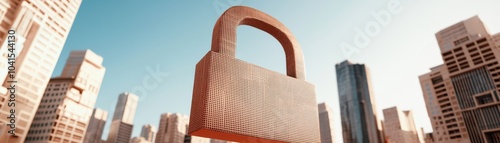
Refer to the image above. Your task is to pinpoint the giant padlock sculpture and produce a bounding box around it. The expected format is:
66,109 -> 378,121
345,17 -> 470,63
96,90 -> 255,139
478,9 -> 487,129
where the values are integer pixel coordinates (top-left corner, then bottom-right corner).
188,6 -> 320,143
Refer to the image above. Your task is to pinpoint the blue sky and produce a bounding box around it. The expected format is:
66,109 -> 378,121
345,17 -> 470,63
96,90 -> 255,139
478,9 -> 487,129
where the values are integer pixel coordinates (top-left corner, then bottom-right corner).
52,1 -> 500,142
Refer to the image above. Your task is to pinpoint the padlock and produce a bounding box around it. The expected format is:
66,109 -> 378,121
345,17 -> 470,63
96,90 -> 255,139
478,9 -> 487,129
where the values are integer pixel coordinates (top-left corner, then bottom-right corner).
188,6 -> 320,143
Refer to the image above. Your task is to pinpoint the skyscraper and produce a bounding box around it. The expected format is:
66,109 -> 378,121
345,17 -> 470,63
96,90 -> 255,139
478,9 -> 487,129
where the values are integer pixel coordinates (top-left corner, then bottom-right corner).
25,50 -> 105,143
84,108 -> 108,143
0,1 -> 82,142
140,124 -> 156,142
382,106 -> 422,143
420,65 -> 467,143
336,60 -> 384,143
107,92 -> 139,143
155,113 -> 189,143
419,16 -> 500,143
318,102 -> 335,143
493,33 -> 500,46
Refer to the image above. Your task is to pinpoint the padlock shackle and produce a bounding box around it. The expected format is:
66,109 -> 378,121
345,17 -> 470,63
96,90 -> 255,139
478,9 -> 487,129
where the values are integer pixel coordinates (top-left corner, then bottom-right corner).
211,6 -> 306,80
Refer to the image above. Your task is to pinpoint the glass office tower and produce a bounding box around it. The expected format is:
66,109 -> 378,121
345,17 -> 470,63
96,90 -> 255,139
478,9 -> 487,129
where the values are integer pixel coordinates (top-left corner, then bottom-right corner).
336,60 -> 384,143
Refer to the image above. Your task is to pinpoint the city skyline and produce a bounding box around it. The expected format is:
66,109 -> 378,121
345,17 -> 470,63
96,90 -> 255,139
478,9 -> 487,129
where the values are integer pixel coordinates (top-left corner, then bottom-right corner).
3,1 -> 498,142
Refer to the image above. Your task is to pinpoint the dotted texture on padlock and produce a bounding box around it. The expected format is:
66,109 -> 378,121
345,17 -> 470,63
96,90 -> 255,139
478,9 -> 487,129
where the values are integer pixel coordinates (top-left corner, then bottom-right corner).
189,6 -> 320,143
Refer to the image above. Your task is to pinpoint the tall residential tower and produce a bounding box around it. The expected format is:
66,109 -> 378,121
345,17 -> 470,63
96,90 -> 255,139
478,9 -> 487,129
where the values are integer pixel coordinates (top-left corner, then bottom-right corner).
0,1 -> 82,142
25,50 -> 105,143
419,16 -> 500,143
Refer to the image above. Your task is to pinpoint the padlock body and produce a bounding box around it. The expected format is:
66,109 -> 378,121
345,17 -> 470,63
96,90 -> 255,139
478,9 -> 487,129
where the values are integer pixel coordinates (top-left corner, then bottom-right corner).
189,51 -> 320,143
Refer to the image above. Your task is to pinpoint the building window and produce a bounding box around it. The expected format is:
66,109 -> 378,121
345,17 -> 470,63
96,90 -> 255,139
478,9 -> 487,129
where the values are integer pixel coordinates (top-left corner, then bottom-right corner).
432,76 -> 444,84
476,94 -> 494,105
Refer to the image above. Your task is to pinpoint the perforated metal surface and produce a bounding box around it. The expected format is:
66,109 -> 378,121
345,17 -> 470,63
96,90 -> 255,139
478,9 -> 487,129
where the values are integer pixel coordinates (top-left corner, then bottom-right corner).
189,6 -> 320,143
189,52 -> 319,142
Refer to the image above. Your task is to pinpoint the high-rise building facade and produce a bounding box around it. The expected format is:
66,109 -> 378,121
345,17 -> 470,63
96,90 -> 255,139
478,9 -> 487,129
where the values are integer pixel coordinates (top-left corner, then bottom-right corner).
140,124 -> 156,142
25,50 -> 105,143
420,65 -> 468,143
107,92 -> 139,143
336,60 -> 384,143
493,33 -> 500,46
419,16 -> 500,143
0,1 -> 82,142
425,133 -> 435,143
318,102 -> 335,143
84,108 -> 108,143
382,106 -> 422,143
155,113 -> 189,143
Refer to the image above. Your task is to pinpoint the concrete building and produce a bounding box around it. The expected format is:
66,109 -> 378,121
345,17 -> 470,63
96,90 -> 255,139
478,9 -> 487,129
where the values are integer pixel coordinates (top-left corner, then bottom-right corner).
84,108 -> 108,143
25,50 -> 105,142
418,128 -> 426,143
493,33 -> 500,46
336,60 -> 384,143
425,133 -> 435,143
419,16 -> 500,143
107,92 -> 139,143
130,136 -> 151,143
140,124 -> 156,142
155,113 -> 189,143
318,102 -> 335,143
420,65 -> 467,143
382,106 -> 422,143
0,122 -> 10,141
0,1 -> 82,142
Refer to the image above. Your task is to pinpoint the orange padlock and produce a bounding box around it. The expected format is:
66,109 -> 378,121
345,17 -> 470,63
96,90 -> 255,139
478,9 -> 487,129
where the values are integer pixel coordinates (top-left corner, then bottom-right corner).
189,6 -> 320,143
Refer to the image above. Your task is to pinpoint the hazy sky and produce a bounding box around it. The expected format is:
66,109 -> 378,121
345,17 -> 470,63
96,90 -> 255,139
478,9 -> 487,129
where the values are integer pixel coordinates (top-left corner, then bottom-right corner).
52,1 -> 500,142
